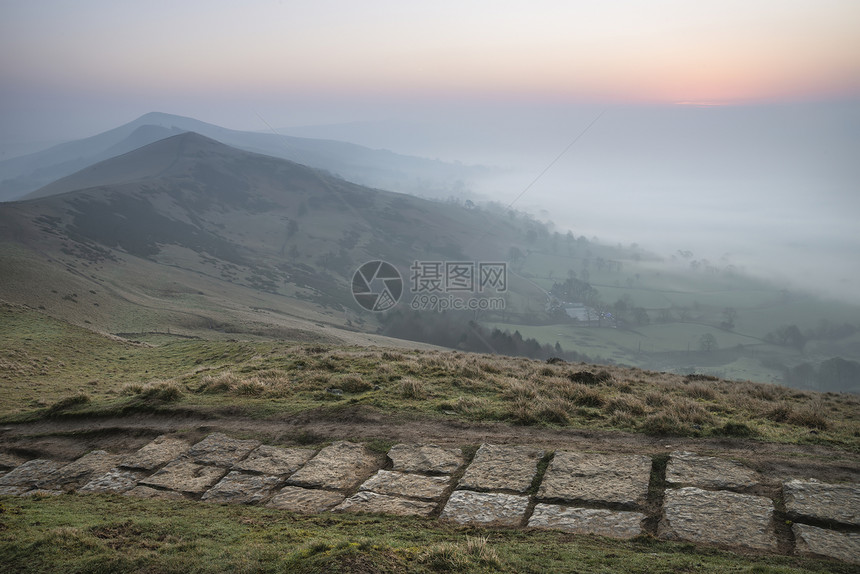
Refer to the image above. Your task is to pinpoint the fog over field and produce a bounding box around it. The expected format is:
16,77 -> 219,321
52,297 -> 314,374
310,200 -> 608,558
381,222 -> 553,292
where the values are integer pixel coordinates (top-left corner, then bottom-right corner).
280,101 -> 860,304
2,1 -> 859,303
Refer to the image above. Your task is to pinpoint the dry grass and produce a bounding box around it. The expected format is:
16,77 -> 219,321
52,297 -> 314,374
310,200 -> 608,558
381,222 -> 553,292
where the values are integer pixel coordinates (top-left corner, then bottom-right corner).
418,535 -> 502,570
172,347 -> 856,446
400,377 -> 426,399
2,309 -> 856,448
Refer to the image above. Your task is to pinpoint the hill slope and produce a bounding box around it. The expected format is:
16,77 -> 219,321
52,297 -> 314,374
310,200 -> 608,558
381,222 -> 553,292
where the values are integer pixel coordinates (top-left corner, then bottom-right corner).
0,112 -> 489,202
0,132 -> 531,342
2,131 -> 859,391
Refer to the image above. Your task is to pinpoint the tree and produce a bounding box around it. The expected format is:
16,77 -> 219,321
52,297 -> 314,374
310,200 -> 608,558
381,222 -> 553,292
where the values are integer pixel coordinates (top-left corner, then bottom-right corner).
721,307 -> 737,330
508,246 -> 525,267
767,324 -> 806,351
699,333 -> 718,352
632,307 -> 650,326
817,357 -> 860,392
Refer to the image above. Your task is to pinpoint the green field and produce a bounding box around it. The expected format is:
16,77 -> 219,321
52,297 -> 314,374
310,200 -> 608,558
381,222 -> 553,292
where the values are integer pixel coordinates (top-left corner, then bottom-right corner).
483,240 -> 860,389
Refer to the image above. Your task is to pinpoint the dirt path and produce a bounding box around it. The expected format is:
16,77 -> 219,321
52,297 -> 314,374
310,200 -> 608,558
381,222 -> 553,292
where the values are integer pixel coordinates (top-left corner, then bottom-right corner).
2,407 -> 857,484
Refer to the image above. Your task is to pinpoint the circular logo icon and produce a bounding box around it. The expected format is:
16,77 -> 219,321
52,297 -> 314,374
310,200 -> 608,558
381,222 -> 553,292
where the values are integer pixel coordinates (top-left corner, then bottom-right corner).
351,260 -> 403,312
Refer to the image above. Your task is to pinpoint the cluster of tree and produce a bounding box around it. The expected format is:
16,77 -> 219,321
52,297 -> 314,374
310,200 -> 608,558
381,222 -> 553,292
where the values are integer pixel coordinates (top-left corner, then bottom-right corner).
547,279 -> 651,328
379,310 -> 590,362
765,324 -> 807,350
804,320 -> 858,341
549,277 -> 599,306
782,357 -> 860,393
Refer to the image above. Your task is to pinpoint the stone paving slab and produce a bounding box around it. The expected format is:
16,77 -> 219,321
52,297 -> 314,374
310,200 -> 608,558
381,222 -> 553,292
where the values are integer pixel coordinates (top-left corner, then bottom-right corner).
124,485 -> 187,500
233,445 -> 315,476
792,523 -> 860,564
22,489 -> 64,497
0,485 -> 31,496
37,450 -> 121,491
0,459 -> 65,487
538,451 -> 651,508
187,433 -> 261,467
783,479 -> 860,526
666,451 -> 760,490
267,486 -> 345,513
80,468 -> 148,494
529,504 -> 646,539
440,490 -> 530,526
387,443 -> 464,474
659,487 -> 777,551
139,459 -> 229,494
336,491 -> 437,517
0,452 -> 27,470
457,444 -> 543,493
201,471 -> 282,504
121,435 -> 191,470
359,469 -> 450,501
287,441 -> 378,490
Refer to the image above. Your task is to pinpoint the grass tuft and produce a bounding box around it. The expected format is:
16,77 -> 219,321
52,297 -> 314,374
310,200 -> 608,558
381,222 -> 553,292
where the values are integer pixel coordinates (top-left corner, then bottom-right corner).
400,377 -> 426,399
46,393 -> 91,415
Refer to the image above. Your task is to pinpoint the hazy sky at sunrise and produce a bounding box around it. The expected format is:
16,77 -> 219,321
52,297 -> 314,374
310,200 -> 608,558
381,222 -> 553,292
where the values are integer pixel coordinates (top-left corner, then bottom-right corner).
1,0 -> 859,302
2,0 -> 859,138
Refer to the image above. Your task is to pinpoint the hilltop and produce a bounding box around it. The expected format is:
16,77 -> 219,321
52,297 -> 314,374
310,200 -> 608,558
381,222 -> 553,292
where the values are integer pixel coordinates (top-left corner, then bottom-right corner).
0,112 -> 490,202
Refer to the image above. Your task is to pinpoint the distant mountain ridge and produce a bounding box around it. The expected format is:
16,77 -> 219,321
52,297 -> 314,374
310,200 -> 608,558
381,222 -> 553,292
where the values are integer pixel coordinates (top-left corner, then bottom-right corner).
0,131 -> 526,339
0,112 -> 491,202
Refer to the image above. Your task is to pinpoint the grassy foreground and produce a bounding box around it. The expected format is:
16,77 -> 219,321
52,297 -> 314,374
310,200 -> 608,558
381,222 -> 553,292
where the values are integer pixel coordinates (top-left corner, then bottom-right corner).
0,494 -> 853,574
2,302 -> 858,451
2,303 -> 859,572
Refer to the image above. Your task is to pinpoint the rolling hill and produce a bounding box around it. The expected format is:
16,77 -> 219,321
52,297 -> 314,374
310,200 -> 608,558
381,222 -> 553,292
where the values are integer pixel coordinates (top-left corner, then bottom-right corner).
2,131 -> 859,392
0,131 -> 534,344
0,112 -> 491,202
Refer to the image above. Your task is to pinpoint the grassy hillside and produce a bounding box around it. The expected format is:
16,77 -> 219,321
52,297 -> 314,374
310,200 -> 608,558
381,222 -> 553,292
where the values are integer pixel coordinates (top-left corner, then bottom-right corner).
1,132 -> 859,393
0,133 -> 522,337
481,234 -> 860,391
2,302 -> 856,451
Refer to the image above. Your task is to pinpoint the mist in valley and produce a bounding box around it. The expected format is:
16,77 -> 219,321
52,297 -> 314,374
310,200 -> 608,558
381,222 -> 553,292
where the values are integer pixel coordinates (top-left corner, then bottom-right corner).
3,0 -> 859,391
282,100 -> 860,306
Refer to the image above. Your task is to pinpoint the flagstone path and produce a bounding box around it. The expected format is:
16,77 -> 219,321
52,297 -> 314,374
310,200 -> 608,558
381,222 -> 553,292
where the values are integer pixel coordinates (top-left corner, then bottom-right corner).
1,433 -> 857,564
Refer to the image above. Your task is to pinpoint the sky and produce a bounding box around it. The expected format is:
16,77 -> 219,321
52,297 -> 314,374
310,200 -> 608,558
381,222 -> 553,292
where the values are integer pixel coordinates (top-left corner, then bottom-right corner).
1,0 -> 859,301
